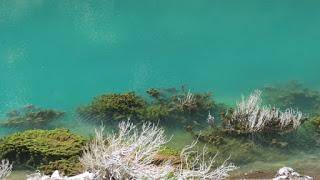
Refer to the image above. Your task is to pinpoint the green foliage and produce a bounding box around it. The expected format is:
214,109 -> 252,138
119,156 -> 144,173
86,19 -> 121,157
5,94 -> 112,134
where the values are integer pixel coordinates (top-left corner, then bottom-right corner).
79,92 -> 147,121
0,129 -> 86,170
147,88 -> 215,125
138,104 -> 172,122
79,87 -> 217,126
174,92 -> 214,113
40,157 -> 83,176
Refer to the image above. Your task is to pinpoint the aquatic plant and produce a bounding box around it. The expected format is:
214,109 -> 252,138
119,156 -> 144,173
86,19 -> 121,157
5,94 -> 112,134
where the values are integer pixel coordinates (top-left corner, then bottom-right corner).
0,105 -> 64,129
0,129 -> 86,172
0,160 -> 12,179
78,92 -> 147,122
146,88 -> 161,99
207,111 -> 216,128
146,87 -> 215,125
176,90 -> 196,111
311,116 -> 320,130
172,90 -> 214,114
196,128 -> 226,146
79,87 -> 216,126
187,90 -> 311,165
137,104 -> 172,122
263,81 -> 320,114
223,90 -> 304,134
80,121 -> 237,179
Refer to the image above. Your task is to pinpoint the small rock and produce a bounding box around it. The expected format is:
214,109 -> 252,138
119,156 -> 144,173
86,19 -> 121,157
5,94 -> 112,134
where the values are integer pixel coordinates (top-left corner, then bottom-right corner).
274,167 -> 313,180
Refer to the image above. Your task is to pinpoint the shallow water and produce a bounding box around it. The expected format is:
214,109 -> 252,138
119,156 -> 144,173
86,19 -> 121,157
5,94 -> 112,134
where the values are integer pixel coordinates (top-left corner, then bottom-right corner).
1,0 -> 320,177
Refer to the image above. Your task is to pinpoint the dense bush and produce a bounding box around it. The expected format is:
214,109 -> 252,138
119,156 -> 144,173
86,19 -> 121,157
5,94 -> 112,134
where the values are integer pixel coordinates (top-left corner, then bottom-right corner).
0,128 -> 86,175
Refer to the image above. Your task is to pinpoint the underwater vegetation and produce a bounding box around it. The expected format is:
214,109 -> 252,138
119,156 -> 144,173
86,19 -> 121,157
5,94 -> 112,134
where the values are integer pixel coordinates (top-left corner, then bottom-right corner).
0,129 -> 86,176
263,81 -> 320,115
187,90 -> 320,165
311,116 -> 320,130
0,105 -> 64,129
222,90 -> 304,134
1,85 -> 320,178
78,92 -> 147,122
78,87 -> 216,127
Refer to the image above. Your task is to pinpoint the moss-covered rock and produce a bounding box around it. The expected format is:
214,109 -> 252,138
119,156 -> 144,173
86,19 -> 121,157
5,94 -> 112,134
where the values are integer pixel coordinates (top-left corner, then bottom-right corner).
0,129 -> 86,169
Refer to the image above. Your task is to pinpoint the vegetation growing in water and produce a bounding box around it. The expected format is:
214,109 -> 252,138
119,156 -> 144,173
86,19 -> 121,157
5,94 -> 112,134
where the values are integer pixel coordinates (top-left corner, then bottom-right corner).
0,105 -> 64,129
78,92 -> 147,122
222,90 -> 305,135
78,87 -> 217,126
263,81 -> 320,114
186,89 -> 320,166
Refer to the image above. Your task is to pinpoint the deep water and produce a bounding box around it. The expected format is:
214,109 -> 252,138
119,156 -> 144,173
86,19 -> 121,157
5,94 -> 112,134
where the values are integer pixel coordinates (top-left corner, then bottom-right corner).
1,0 -> 320,178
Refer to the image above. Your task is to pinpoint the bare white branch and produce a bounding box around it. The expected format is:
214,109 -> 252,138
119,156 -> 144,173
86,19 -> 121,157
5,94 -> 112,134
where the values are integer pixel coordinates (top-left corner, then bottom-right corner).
80,121 -> 237,179
207,111 -> 215,128
0,159 -> 12,180
229,90 -> 304,133
177,90 -> 195,109
80,120 -> 174,179
176,141 -> 238,179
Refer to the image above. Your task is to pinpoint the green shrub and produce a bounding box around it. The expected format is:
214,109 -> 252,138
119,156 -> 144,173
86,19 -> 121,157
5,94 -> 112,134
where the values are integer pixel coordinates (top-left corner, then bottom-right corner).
0,129 -> 86,169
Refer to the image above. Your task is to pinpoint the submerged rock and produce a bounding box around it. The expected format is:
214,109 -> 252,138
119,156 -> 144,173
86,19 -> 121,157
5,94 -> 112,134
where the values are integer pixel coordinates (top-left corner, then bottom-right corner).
274,167 -> 313,180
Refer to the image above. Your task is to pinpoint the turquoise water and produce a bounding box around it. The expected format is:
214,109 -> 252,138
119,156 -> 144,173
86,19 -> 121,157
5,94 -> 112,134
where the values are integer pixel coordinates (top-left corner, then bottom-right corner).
1,0 -> 320,178
1,0 -> 320,112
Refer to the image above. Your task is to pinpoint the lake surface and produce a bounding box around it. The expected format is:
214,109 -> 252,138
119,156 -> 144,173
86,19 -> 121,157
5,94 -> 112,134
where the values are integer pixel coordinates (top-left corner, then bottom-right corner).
1,0 -> 320,178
